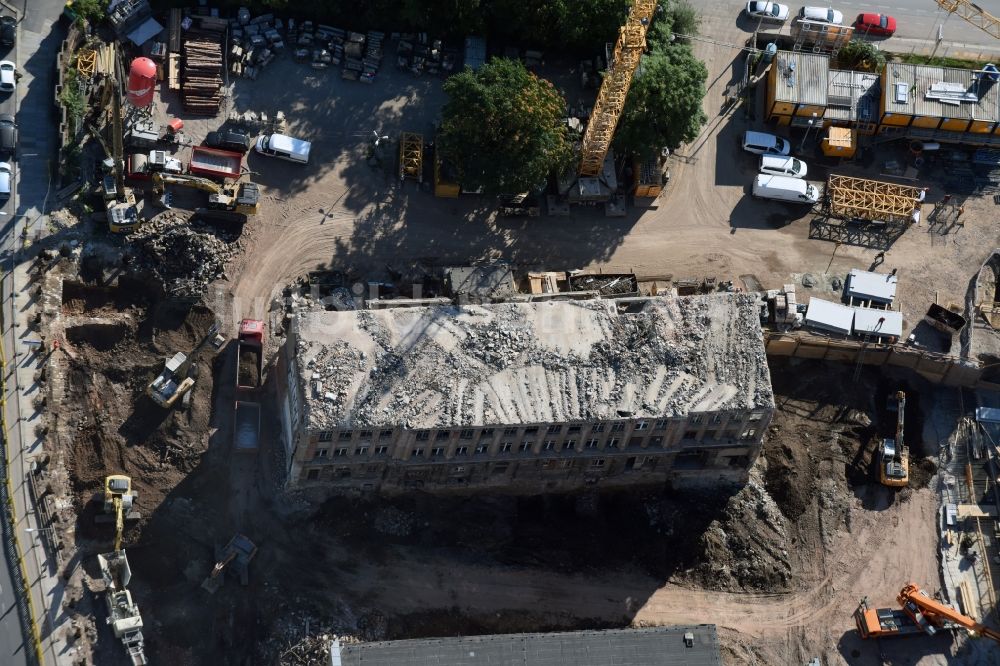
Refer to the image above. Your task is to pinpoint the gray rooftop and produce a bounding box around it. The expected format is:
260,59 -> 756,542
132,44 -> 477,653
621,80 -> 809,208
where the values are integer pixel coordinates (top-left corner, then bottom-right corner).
826,69 -> 880,124
882,61 -> 1000,122
773,51 -> 829,106
293,294 -> 773,431
332,625 -> 721,666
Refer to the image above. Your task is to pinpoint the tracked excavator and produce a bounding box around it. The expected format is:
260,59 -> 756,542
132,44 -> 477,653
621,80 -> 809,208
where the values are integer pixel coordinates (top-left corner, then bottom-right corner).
855,582 -> 1000,641
150,172 -> 260,223
146,323 -> 221,409
95,474 -> 140,549
879,391 -> 909,487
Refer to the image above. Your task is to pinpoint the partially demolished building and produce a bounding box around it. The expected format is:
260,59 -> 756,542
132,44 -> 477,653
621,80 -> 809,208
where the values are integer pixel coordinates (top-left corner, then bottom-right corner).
277,294 -> 774,493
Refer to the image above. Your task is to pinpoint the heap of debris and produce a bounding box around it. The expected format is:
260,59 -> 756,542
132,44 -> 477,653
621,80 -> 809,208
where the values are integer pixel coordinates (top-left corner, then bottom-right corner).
130,214 -> 241,298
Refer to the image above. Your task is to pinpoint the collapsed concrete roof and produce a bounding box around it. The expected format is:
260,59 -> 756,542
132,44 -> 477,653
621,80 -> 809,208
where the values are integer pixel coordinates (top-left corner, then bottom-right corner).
293,294 -> 773,431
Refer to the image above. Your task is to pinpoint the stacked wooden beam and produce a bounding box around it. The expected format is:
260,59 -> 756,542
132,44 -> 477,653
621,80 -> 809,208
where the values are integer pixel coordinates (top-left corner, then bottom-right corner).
182,25 -> 224,114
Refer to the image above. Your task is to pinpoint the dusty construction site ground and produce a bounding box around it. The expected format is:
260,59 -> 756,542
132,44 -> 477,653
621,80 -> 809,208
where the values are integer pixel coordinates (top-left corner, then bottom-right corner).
36,5 -> 1000,666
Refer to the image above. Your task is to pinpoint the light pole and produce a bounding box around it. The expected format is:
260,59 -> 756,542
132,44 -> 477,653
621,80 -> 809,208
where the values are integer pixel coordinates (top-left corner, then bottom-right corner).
799,112 -> 819,151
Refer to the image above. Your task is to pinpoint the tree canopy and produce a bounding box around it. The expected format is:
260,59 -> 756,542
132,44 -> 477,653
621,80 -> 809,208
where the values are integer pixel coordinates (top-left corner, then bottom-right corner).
439,58 -> 574,195
615,1 -> 708,158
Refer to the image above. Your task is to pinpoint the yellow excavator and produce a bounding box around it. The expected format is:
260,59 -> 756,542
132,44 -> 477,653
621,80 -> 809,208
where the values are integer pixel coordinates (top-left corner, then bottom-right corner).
879,391 -> 909,488
96,475 -> 140,550
150,172 -> 260,222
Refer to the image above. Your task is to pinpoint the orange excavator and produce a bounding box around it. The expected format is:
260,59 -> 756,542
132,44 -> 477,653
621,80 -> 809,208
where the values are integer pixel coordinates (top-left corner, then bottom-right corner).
855,582 -> 1000,641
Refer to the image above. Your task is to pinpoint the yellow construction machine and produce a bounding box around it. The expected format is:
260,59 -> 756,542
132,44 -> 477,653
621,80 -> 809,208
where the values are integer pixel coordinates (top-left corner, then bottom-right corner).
96,475 -> 140,551
879,391 -> 909,488
151,172 -> 260,222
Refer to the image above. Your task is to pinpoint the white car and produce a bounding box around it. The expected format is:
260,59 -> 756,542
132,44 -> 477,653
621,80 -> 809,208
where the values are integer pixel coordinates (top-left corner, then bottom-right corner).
0,60 -> 14,92
799,6 -> 844,25
0,162 -> 12,197
746,1 -> 790,22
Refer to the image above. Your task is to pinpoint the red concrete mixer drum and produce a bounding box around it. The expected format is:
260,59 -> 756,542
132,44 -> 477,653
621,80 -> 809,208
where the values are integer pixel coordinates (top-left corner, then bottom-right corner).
127,57 -> 157,107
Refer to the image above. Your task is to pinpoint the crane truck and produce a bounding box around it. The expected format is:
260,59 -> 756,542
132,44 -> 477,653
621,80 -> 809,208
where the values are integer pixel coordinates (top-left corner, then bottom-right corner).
879,391 -> 909,488
855,582 -> 1000,642
150,172 -> 260,223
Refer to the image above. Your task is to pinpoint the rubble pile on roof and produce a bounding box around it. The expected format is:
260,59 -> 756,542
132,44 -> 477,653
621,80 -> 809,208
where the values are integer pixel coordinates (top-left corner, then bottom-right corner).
293,294 -> 773,430
131,214 -> 242,298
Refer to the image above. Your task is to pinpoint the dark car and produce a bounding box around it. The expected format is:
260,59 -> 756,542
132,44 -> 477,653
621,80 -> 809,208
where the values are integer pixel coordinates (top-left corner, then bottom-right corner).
205,129 -> 252,153
0,16 -> 14,48
0,113 -> 16,156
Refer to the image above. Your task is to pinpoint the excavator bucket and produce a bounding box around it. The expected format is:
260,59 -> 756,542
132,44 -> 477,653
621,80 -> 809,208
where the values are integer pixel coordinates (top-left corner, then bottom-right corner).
201,533 -> 257,594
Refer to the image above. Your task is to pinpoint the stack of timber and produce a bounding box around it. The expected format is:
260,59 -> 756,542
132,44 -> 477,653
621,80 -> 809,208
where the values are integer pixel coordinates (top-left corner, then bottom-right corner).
182,20 -> 226,114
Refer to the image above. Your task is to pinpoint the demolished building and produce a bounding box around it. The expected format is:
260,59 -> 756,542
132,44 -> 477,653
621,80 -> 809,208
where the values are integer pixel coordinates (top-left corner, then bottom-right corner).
277,294 -> 774,493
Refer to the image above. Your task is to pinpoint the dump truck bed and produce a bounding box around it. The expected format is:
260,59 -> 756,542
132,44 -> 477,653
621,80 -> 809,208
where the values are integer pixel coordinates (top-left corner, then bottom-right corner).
234,401 -> 260,452
189,146 -> 243,179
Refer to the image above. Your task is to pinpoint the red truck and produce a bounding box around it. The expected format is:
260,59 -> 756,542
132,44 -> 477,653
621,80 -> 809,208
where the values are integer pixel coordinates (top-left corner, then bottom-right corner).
234,319 -> 263,454
189,145 -> 243,180
235,319 -> 263,391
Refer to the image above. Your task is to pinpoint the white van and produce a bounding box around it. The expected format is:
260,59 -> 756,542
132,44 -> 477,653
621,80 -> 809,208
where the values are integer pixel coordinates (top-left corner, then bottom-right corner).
752,174 -> 820,204
742,130 -> 790,156
255,133 -> 311,164
759,154 -> 807,178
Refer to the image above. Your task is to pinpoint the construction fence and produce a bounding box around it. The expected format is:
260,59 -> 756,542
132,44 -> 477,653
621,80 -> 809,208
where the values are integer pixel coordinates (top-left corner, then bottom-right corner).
0,286 -> 45,666
765,331 -> 993,388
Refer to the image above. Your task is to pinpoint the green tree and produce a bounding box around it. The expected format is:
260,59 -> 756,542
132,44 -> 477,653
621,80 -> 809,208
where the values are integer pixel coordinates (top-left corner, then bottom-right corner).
400,0 -> 484,37
615,43 -> 708,157
836,40 -> 886,72
439,58 -> 574,194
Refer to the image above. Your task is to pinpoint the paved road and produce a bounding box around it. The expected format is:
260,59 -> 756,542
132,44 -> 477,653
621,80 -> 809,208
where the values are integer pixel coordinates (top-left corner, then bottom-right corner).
0,0 -> 71,665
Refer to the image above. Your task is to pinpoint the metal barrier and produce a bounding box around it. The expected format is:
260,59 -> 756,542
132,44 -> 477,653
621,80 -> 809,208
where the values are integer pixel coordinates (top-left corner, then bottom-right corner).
0,287 -> 46,665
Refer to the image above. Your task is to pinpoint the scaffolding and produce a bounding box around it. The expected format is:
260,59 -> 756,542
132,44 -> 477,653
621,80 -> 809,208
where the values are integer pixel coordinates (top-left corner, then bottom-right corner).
578,0 -> 656,177
790,19 -> 853,55
399,132 -> 423,183
77,48 -> 97,78
825,174 -> 923,223
936,0 -> 1000,40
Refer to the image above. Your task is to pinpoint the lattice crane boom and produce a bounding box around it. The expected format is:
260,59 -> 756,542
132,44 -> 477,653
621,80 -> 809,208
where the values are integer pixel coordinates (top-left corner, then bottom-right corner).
579,0 -> 657,177
936,0 -> 1000,40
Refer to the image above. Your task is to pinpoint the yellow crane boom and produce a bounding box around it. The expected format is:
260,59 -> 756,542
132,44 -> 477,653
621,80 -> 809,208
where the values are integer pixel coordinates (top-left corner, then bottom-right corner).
936,0 -> 1000,40
579,0 -> 657,177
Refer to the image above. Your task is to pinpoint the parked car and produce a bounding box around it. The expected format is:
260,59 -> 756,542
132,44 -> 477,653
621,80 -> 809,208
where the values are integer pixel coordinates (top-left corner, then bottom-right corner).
0,113 -> 16,156
746,1 -> 790,22
0,16 -> 15,47
0,162 -> 10,197
0,60 -> 15,92
854,13 -> 896,36
742,131 -> 791,156
760,154 -> 808,178
799,6 -> 844,25
752,174 -> 820,204
205,128 -> 252,153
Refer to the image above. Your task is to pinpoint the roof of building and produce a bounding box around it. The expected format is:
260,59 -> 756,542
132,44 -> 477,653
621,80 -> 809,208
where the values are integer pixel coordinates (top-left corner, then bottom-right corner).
852,307 -> 903,338
826,69 -> 880,124
882,62 -> 1000,122
773,51 -> 829,106
445,265 -> 517,302
805,297 -> 854,335
332,625 -> 722,666
847,268 -> 898,303
292,295 -> 774,431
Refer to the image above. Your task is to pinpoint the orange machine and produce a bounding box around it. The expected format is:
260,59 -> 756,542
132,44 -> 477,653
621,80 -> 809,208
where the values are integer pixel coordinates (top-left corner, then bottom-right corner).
856,583 -> 1000,641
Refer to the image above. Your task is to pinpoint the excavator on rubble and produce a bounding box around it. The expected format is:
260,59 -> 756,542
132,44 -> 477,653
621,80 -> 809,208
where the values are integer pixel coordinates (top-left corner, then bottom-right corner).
147,323 -> 222,408
855,582 -> 1000,641
878,391 -> 909,488
150,172 -> 260,223
95,474 -> 140,551
201,533 -> 257,594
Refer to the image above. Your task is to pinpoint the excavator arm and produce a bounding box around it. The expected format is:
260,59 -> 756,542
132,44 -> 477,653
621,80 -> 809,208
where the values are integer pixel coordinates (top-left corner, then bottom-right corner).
151,172 -> 223,195
113,496 -> 124,552
898,583 -> 1000,641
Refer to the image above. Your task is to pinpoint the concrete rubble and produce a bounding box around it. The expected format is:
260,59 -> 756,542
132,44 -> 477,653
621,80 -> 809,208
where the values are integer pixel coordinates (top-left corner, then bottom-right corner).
130,213 -> 242,298
293,294 -> 773,431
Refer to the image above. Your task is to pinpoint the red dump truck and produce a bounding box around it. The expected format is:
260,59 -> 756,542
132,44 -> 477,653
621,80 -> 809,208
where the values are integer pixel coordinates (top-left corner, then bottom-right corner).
234,319 -> 264,454
189,145 -> 243,180
235,319 -> 263,391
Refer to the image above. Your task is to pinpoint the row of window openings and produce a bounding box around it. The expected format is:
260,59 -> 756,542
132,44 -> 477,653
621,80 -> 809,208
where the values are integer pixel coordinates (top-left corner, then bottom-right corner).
314,436 -> 677,460
318,412 -> 763,443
